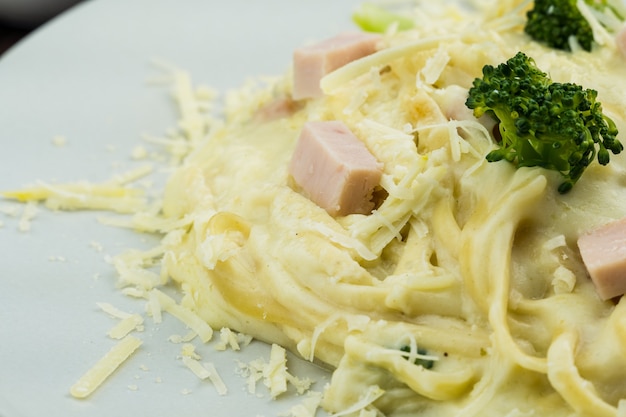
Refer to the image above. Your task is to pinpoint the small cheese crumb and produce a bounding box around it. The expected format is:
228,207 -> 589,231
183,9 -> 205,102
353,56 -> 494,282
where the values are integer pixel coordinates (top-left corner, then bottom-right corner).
48,256 -> 68,262
552,265 -> 577,294
52,135 -> 67,147
236,358 -> 264,395
0,203 -> 21,217
543,234 -> 567,251
90,241 -> 104,252
181,343 -> 201,360
286,372 -> 313,395
18,201 -> 38,232
131,145 -> 149,160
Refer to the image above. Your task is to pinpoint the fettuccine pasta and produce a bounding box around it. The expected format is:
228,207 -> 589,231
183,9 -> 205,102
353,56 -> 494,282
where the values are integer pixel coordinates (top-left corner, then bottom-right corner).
128,1 -> 626,415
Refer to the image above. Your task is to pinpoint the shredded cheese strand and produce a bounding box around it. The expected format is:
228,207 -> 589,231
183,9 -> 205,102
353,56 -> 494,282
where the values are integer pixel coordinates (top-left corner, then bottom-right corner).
70,335 -> 142,399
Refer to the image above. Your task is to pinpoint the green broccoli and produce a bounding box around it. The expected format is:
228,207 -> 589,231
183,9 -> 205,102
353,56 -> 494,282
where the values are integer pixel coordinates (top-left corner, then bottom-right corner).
465,51 -> 622,193
400,345 -> 435,369
524,0 -> 626,52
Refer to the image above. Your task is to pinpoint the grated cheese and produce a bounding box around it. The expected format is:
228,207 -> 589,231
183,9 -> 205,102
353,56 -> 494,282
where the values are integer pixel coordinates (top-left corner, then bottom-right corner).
147,289 -> 163,324
120,287 -> 147,298
320,35 -> 456,94
419,46 -> 450,86
576,0 -> 615,48
279,391 -> 323,417
168,331 -> 198,344
97,300 -> 145,339
110,164 -> 154,186
264,344 -> 289,398
237,358 -> 265,395
7,0 -> 626,414
3,181 -> 147,214
107,314 -> 144,339
214,327 -> 253,351
285,372 -> 314,396
151,288 -> 213,343
97,302 -> 133,319
70,335 -> 142,399
181,356 -> 228,396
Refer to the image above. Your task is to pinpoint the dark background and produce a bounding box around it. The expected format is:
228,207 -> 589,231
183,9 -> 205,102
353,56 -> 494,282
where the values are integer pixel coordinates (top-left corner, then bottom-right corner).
0,1 -> 84,56
0,24 -> 29,55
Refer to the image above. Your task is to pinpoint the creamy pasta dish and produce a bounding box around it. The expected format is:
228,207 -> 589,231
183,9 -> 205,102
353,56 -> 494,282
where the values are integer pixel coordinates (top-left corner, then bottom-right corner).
8,0 -> 626,415
155,0 -> 626,415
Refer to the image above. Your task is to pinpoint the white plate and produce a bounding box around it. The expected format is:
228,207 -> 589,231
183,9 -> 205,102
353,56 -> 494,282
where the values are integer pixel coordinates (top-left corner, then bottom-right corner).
0,0 -> 364,415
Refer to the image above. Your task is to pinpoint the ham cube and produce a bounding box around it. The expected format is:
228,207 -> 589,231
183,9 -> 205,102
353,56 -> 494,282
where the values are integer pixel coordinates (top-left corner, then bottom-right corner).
292,32 -> 381,100
578,217 -> 626,300
289,120 -> 383,216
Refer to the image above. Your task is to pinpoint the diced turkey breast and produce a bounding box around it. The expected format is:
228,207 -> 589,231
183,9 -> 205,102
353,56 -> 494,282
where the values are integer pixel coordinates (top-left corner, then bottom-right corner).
432,85 -> 497,132
288,120 -> 383,216
578,217 -> 626,300
292,32 -> 381,100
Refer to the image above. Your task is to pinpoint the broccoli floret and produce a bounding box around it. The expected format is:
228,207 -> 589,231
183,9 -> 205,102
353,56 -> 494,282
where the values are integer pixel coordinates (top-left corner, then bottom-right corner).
525,0 -> 626,52
465,52 -> 622,193
525,0 -> 594,51
399,345 -> 435,369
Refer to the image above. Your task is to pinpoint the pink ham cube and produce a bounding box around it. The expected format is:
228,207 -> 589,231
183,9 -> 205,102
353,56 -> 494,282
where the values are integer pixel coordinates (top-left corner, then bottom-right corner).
578,217 -> 626,300
292,32 -> 381,100
289,120 -> 383,216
